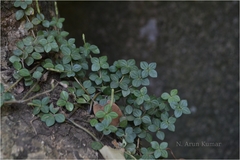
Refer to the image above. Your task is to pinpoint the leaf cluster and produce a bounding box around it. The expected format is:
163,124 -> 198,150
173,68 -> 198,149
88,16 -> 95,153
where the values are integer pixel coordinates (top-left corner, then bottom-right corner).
0,1 -> 192,159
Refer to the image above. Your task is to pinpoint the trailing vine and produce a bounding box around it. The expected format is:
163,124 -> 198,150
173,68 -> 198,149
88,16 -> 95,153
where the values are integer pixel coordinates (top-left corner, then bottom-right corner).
0,0 -> 191,159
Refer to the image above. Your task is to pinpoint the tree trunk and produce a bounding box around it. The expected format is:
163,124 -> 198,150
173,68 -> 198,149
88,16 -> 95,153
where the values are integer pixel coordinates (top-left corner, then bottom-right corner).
1,1 -> 100,159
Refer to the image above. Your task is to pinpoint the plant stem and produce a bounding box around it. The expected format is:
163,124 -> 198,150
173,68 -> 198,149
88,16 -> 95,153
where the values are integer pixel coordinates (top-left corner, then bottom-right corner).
4,80 -> 58,105
35,0 -> 41,14
74,76 -> 89,95
22,80 -> 39,100
67,118 -> 102,144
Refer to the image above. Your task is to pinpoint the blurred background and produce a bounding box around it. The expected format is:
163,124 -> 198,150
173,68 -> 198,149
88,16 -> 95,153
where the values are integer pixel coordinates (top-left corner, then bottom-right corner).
58,1 -> 239,159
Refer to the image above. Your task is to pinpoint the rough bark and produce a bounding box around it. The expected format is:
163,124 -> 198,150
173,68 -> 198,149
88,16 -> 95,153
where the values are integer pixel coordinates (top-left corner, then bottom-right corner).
1,1 -> 106,159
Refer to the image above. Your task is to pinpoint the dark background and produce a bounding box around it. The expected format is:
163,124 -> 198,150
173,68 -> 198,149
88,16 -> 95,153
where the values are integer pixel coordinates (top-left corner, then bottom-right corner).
58,1 -> 239,159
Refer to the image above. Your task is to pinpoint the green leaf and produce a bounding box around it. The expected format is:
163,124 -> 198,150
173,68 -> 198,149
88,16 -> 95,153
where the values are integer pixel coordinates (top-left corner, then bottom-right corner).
61,46 -> 71,55
13,49 -> 22,57
18,68 -> 30,77
32,71 -> 42,79
23,36 -> 34,46
154,150 -> 161,158
174,109 -> 182,118
41,105 -> 49,113
72,64 -> 81,72
43,62 -> 54,69
161,150 -> 168,158
25,57 -> 34,66
95,110 -> 105,118
62,55 -> 71,64
49,103 -> 59,114
142,115 -> 151,124
95,123 -> 105,131
9,56 -> 20,63
149,69 -> 158,78
119,117 -> 128,128
42,20 -> 50,28
77,98 -> 87,104
66,101 -> 74,111
160,142 -> 168,149
60,91 -> 69,101
56,99 -> 66,107
161,92 -> 170,100
33,107 -> 40,115
148,124 -> 157,132
45,115 -> 55,127
16,10 -> 24,20
161,121 -> 168,129
44,43 -> 52,53
32,52 -> 42,60
108,112 -> 118,119
134,118 -> 142,126
156,131 -> 165,140
90,119 -> 98,127
170,89 -> 178,96
32,17 -> 41,25
25,22 -> 33,30
104,104 -> 112,113
125,105 -> 133,114
13,61 -> 22,70
151,141 -> 160,150
182,106 -> 191,114
55,114 -> 65,123
140,61 -> 148,69
60,31 -> 69,37
55,64 -> 64,71
89,45 -> 100,54
91,141 -> 103,150
133,109 -> 142,117
83,80 -> 91,88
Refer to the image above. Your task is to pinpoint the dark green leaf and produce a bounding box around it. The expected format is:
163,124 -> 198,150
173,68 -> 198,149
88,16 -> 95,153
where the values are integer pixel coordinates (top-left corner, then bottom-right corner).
32,18 -> 41,25
161,92 -> 170,100
25,22 -> 33,30
13,61 -> 22,70
42,20 -> 50,28
66,101 -> 74,111
77,98 -> 87,104
56,99 -> 66,107
125,105 -> 133,114
45,115 -> 55,127
170,89 -> 178,96
61,46 -> 71,55
9,56 -> 20,63
18,68 -> 30,77
33,107 -> 40,115
55,64 -> 64,71
91,141 -> 103,150
156,131 -> 165,140
95,110 -> 105,118
134,118 -> 142,126
62,55 -> 71,64
44,43 -> 52,53
25,57 -> 34,66
174,109 -> 182,118
55,114 -> 65,123
60,91 -> 69,101
160,142 -> 168,149
31,52 -> 42,60
89,45 -> 100,54
151,141 -> 159,149
16,10 -> 24,20
41,105 -> 49,113
33,71 -> 42,79
142,115 -> 151,124
95,123 -> 104,131
72,64 -> 81,72
23,36 -> 33,46
133,109 -> 142,117
154,150 -> 161,158
43,62 -> 54,69
49,103 -> 59,114
90,119 -> 98,127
